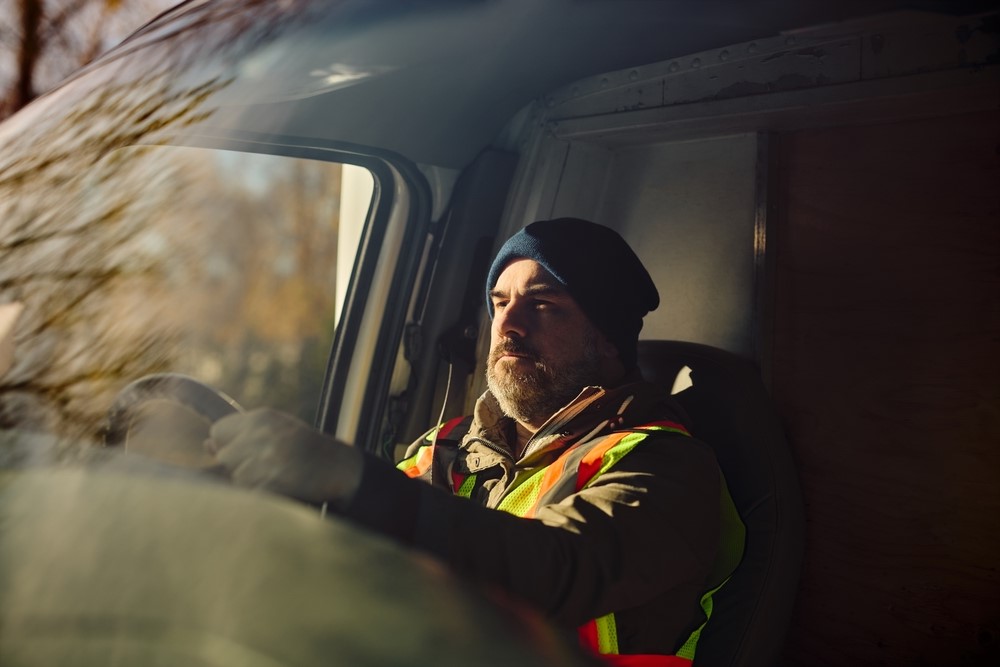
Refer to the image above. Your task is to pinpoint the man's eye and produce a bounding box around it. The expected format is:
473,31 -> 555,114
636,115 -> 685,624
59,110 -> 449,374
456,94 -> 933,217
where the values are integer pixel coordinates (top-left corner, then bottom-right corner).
493,300 -> 508,310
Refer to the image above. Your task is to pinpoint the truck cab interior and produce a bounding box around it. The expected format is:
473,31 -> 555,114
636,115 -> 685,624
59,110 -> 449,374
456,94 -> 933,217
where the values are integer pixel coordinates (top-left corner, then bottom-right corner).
0,0 -> 997,664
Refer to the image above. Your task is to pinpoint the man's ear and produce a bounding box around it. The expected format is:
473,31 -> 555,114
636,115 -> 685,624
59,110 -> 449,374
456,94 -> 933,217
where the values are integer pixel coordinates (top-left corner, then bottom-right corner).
596,332 -> 619,360
596,333 -> 627,385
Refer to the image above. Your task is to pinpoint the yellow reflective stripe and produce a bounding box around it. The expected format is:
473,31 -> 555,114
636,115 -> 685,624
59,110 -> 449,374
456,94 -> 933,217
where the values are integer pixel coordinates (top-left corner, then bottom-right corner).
425,422 -> 447,442
711,471 -> 746,583
581,426 -> 724,664
495,468 -> 548,516
396,446 -> 429,472
490,424 -> 723,663
579,431 -> 646,489
594,613 -> 619,654
455,473 -> 477,498
587,580 -> 726,662
675,471 -> 744,661
579,423 -> 684,491
396,421 -> 445,471
676,576 -> 728,661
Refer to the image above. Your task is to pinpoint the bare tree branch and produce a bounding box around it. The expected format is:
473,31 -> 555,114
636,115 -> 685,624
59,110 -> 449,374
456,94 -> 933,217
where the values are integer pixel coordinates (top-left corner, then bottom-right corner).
2,0 -> 177,118
14,0 -> 43,109
41,0 -> 93,44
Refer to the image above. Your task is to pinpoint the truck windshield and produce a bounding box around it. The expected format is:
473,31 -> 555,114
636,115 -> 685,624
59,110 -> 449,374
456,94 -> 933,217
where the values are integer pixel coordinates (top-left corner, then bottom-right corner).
0,0 -> 388,448
2,136 -> 373,445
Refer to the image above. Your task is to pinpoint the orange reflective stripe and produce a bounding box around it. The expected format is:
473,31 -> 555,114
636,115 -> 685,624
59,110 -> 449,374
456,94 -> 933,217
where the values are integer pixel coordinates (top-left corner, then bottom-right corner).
401,444 -> 434,478
579,617 -> 600,653
575,431 -> 632,491
524,423 -> 690,526
568,424 -> 709,666
579,618 -> 692,667
523,451 -> 572,518
400,416 -> 467,478
576,422 -> 685,493
501,421 -> 711,666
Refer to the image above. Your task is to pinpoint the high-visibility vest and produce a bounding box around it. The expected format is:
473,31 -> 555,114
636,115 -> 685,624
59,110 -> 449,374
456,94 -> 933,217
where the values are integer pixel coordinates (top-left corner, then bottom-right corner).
399,419 -> 745,666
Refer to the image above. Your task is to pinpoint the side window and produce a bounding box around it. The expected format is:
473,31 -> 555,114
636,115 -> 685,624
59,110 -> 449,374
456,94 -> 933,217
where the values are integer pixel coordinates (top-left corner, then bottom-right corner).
0,144 -> 374,438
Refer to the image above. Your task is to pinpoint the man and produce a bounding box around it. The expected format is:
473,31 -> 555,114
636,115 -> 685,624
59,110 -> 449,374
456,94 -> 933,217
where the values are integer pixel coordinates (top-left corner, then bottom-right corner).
208,218 -> 725,665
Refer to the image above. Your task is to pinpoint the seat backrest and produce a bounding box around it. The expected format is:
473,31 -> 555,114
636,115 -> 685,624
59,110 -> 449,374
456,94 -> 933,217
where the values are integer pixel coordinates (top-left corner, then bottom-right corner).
637,340 -> 805,667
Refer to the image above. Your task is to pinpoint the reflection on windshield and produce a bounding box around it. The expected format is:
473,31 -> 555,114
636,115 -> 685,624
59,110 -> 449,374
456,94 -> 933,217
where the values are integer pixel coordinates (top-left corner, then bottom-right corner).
1,142 -> 371,446
0,0 -> 378,453
0,64 -> 227,447
115,148 -> 370,419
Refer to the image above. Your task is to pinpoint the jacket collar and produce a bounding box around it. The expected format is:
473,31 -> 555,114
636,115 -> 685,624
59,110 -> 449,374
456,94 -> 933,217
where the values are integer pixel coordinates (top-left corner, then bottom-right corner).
464,372 -> 675,465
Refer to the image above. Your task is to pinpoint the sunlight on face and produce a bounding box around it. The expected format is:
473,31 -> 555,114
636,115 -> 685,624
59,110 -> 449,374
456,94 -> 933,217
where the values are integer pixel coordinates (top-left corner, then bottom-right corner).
486,260 -> 605,427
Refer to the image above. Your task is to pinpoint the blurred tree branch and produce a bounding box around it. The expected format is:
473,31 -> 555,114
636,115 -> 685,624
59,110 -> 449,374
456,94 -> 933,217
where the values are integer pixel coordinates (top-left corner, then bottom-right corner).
15,0 -> 42,110
1,0 -> 171,119
0,0 -> 328,440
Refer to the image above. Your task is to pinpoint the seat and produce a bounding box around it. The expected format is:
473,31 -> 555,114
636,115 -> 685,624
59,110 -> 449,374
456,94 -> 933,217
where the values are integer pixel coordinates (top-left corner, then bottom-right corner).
637,340 -> 805,667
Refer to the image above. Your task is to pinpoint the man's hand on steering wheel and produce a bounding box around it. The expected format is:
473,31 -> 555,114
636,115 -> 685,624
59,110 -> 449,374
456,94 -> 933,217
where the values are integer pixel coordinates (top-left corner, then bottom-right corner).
206,409 -> 363,507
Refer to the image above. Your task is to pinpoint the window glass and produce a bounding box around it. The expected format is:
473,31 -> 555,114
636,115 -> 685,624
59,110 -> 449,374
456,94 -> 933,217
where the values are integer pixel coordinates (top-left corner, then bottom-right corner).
0,144 -> 373,442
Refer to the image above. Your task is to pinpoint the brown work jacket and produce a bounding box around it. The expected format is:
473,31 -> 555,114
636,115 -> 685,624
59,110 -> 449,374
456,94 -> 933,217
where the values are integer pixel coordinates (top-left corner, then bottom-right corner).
341,379 -> 721,656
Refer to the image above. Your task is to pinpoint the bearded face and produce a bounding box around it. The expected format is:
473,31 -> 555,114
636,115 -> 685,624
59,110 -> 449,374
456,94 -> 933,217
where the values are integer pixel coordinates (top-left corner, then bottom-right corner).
486,259 -> 620,429
486,326 -> 603,427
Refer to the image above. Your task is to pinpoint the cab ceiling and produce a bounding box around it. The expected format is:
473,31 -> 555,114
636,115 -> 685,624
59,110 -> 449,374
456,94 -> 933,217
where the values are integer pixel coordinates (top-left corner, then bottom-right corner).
204,0 -> 990,168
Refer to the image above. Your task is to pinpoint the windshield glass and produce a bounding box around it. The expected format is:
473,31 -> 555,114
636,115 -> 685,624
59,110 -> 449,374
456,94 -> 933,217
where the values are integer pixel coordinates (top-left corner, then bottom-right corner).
0,0 -> 390,455
1,142 -> 373,448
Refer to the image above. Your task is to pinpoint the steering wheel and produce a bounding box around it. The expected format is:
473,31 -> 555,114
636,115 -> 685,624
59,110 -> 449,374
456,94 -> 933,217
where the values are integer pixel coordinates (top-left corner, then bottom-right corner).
102,373 -> 243,468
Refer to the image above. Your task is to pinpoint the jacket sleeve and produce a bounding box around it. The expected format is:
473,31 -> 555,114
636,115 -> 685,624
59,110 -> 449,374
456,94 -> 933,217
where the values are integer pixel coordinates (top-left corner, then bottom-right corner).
337,434 -> 721,628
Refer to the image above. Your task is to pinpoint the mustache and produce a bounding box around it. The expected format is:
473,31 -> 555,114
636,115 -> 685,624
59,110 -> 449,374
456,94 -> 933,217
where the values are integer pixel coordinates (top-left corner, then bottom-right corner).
489,339 -> 538,364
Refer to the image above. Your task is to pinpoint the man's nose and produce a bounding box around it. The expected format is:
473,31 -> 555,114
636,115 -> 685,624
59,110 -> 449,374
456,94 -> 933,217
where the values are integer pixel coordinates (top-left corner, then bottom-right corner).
495,300 -> 529,339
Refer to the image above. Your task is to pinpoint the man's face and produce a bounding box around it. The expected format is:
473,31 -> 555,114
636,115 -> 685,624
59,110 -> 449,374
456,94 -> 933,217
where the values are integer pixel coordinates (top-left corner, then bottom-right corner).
486,259 -> 612,427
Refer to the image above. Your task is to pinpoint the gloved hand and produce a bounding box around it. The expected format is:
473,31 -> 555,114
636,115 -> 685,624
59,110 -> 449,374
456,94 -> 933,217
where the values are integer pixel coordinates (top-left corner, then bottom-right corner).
206,408 -> 363,507
124,398 -> 217,470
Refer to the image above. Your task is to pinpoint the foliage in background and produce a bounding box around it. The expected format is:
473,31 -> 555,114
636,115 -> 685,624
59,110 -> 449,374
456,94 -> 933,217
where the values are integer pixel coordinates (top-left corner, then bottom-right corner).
0,0 -> 349,447
0,0 -> 174,119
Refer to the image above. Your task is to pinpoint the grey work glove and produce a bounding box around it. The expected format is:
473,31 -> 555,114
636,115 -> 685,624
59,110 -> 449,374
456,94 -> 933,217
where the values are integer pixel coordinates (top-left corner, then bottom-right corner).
206,408 -> 363,507
124,399 -> 218,470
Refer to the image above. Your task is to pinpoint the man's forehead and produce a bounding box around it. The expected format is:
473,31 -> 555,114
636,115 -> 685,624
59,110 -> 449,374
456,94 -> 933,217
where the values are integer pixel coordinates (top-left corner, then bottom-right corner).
492,259 -> 566,293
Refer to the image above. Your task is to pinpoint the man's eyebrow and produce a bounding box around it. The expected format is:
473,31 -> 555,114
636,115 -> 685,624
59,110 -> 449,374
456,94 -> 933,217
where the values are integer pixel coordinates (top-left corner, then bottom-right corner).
489,283 -> 566,299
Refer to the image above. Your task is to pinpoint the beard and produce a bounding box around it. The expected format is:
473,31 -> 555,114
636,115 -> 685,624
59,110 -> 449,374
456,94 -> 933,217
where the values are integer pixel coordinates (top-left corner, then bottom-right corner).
486,332 -> 603,427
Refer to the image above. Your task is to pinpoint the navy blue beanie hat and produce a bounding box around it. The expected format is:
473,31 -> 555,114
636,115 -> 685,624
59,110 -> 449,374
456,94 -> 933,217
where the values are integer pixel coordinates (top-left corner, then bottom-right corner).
485,218 -> 659,370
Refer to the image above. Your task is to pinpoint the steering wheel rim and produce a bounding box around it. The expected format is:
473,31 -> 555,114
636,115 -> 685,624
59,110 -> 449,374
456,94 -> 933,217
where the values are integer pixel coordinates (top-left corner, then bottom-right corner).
102,373 -> 243,447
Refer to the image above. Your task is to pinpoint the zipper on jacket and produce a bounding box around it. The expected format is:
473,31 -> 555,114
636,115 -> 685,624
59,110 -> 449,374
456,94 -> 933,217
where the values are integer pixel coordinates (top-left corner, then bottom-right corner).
461,436 -> 514,463
522,387 -> 606,459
